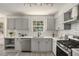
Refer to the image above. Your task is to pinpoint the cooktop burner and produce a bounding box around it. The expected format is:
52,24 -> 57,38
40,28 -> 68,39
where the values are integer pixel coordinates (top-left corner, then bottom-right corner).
57,39 -> 79,49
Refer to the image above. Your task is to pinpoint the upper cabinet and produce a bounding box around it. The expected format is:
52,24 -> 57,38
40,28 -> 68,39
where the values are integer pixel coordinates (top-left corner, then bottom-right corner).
64,9 -> 72,21
22,18 -> 29,30
15,18 -> 22,30
63,4 -> 79,30
7,17 -> 29,31
71,5 -> 78,18
47,16 -> 55,31
7,18 -> 15,30
64,4 -> 79,24
15,17 -> 29,30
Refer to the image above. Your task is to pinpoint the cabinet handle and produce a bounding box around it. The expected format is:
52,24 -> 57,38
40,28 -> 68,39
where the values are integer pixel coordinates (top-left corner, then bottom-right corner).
38,41 -> 40,44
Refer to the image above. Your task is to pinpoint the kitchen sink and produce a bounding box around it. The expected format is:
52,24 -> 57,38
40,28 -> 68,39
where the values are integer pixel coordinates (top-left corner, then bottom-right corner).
33,36 -> 52,38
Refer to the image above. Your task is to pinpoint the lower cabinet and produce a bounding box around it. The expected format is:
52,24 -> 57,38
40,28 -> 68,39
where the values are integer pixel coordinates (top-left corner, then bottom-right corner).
31,38 -> 39,52
15,38 -> 52,52
15,38 -> 21,51
15,38 -> 31,52
39,39 -> 46,52
31,38 -> 51,52
39,38 -> 51,52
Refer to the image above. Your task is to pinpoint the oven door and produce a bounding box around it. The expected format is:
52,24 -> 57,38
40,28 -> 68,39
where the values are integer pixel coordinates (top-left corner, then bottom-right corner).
56,45 -> 68,56
56,43 -> 71,56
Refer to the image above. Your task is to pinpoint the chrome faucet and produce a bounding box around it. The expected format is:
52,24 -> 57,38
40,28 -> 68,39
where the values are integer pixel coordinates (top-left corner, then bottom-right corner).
38,32 -> 41,37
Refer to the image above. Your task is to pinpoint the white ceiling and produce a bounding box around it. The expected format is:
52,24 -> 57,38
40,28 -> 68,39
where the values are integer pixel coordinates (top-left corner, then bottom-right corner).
0,3 -> 65,16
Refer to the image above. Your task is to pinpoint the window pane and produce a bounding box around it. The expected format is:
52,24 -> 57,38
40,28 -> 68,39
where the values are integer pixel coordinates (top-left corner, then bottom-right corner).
33,21 -> 43,32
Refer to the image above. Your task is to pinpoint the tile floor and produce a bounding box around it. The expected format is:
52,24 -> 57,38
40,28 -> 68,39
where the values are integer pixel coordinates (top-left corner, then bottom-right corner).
0,45 -> 54,56
4,52 -> 54,56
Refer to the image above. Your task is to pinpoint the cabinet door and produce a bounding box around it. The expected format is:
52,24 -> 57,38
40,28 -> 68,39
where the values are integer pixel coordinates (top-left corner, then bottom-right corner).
71,6 -> 78,18
31,39 -> 38,52
47,17 -> 55,31
15,38 -> 21,51
39,38 -> 51,52
15,18 -> 22,30
45,39 -> 51,52
21,18 -> 29,30
39,39 -> 46,52
7,18 -> 15,30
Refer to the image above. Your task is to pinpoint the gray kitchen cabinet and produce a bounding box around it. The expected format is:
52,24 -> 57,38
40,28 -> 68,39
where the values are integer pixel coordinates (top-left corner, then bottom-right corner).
7,17 -> 29,30
45,39 -> 51,52
39,38 -> 51,52
47,16 -> 55,31
31,38 -> 39,52
71,5 -> 78,18
15,18 -> 22,30
31,38 -> 51,52
15,38 -> 21,51
38,39 -> 46,52
15,17 -> 29,30
7,18 -> 15,30
20,38 -> 31,51
7,17 -> 22,30
21,18 -> 29,30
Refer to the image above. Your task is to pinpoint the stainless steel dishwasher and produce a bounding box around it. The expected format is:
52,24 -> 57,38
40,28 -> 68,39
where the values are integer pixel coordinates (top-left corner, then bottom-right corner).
21,38 -> 31,52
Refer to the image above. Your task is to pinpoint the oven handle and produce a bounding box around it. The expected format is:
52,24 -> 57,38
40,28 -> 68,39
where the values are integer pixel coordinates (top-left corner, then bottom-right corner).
57,43 -> 71,56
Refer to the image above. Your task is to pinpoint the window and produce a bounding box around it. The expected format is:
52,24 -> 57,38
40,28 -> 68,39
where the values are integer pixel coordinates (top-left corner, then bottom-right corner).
33,21 -> 43,32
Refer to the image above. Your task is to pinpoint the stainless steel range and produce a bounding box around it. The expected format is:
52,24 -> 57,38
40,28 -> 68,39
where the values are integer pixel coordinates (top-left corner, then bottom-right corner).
56,39 -> 79,56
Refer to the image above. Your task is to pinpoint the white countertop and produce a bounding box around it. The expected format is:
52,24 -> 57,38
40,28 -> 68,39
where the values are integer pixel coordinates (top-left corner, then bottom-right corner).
5,36 -> 33,38
5,36 -> 61,40
72,48 -> 79,52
